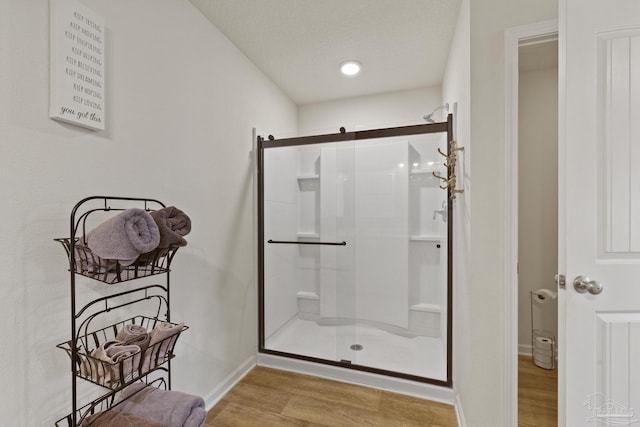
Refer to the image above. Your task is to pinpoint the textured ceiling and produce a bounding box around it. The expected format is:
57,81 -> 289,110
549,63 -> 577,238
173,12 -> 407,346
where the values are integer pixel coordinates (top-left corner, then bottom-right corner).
190,0 -> 462,105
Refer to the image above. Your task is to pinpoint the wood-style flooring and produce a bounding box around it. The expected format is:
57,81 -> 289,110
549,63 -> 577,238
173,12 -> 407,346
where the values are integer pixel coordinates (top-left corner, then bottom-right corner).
205,357 -> 556,426
205,366 -> 458,426
518,355 -> 557,427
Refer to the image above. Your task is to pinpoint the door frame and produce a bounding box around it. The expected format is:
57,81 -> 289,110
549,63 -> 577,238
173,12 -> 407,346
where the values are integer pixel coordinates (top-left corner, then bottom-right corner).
503,19 -> 559,427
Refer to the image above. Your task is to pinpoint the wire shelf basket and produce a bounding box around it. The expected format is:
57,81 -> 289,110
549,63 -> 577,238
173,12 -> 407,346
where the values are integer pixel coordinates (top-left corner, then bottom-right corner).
57,316 -> 188,390
55,238 -> 178,284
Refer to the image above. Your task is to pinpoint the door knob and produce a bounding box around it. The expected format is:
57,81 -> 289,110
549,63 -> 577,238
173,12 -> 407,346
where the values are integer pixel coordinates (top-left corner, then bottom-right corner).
573,275 -> 604,295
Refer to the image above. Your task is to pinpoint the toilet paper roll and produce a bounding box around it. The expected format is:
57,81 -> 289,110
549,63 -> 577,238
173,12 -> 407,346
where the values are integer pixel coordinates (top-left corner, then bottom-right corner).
533,353 -> 553,363
533,288 -> 558,304
534,348 -> 553,359
534,336 -> 553,351
534,358 -> 554,370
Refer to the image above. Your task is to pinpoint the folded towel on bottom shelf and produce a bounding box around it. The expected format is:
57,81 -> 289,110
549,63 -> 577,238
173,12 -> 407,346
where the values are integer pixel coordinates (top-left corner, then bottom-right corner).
81,410 -> 167,427
112,383 -> 206,427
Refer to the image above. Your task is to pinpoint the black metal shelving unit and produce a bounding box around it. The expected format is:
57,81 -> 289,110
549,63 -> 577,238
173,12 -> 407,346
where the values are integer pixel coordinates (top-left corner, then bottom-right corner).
54,196 -> 188,426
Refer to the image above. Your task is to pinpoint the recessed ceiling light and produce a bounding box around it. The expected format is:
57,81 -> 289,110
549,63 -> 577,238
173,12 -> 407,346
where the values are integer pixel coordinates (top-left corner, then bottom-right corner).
340,60 -> 361,76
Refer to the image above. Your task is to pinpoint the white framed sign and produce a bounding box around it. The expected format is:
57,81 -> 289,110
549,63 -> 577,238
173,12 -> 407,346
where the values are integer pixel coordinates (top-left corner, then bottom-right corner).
49,0 -> 105,130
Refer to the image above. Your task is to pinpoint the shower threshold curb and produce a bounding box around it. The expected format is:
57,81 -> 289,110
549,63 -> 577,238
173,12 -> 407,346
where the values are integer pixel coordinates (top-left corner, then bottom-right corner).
256,353 -> 455,404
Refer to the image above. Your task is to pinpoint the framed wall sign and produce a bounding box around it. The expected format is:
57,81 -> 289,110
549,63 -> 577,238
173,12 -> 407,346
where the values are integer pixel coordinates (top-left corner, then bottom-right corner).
49,0 -> 105,130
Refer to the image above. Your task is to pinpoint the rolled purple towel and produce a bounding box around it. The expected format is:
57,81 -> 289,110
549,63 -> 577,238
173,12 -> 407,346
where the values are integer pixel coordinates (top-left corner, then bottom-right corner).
151,206 -> 191,249
142,322 -> 184,372
84,208 -> 160,266
116,324 -> 150,352
137,207 -> 191,264
80,340 -> 141,385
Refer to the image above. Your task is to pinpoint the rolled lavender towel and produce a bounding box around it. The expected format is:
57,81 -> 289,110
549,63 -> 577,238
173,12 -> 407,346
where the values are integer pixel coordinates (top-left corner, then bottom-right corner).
84,208 -> 160,266
73,239 -> 113,275
81,410 -> 167,427
116,324 -> 150,352
142,322 -> 184,372
113,383 -> 205,427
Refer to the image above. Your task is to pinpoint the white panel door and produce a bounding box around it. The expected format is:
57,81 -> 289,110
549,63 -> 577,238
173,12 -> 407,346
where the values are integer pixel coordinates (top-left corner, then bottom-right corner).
562,1 -> 640,425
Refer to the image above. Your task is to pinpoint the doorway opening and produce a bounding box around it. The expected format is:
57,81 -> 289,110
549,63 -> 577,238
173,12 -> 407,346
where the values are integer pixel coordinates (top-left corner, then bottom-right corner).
504,19 -> 560,427
517,37 -> 559,426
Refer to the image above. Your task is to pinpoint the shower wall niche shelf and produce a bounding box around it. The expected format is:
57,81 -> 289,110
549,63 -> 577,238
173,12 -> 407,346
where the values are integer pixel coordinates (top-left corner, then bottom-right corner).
410,167 -> 442,175
409,235 -> 441,243
54,196 -> 190,427
296,169 -> 320,239
296,174 -> 320,180
296,232 -> 320,238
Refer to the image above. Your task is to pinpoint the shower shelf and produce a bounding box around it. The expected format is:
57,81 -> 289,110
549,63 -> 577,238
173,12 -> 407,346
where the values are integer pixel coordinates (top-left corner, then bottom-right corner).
410,235 -> 441,242
296,232 -> 320,238
410,167 -> 441,175
296,174 -> 320,180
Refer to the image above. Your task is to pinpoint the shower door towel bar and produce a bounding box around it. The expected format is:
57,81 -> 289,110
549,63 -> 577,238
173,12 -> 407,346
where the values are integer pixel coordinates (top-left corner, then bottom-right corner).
267,239 -> 347,246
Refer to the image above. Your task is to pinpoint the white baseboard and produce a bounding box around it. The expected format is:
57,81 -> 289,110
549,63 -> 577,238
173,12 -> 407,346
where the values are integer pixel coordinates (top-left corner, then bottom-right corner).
203,355 -> 256,411
455,393 -> 467,427
519,344 -> 533,356
256,353 -> 455,404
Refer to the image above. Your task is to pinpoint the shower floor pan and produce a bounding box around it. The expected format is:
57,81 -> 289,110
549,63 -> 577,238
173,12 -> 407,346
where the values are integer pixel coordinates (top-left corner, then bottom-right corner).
265,317 -> 447,382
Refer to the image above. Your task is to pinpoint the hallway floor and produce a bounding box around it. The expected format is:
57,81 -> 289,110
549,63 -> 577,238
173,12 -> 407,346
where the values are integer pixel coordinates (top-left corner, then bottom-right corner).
518,355 -> 557,426
205,366 -> 458,426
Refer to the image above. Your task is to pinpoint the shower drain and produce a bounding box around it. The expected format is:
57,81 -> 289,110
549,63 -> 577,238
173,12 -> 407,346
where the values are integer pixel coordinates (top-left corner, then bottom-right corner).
350,344 -> 364,351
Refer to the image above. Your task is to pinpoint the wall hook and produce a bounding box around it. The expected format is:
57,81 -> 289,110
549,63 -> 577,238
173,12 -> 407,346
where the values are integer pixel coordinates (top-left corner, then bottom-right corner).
435,141 -> 465,200
450,140 -> 464,152
432,172 -> 447,182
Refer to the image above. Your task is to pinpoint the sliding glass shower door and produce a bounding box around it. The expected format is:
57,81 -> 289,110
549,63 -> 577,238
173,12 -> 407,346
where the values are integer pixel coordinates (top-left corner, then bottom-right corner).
258,119 -> 452,386
261,140 -> 357,365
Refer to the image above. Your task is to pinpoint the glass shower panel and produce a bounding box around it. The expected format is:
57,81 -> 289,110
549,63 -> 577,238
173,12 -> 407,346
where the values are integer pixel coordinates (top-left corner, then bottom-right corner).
260,119 -> 452,385
344,133 -> 448,381
262,141 -> 356,364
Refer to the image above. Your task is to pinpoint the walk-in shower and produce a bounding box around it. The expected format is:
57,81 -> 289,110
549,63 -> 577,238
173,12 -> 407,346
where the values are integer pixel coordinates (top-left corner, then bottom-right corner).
257,116 -> 453,386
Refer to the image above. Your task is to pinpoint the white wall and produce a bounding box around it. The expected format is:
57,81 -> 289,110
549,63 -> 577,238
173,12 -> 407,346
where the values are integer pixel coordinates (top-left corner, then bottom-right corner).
441,0 -> 471,419
518,64 -> 558,352
0,1 -> 297,424
467,0 -> 558,425
297,86 -> 442,134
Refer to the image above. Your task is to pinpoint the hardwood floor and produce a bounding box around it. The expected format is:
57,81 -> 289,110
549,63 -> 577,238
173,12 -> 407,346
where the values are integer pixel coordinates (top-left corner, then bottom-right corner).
205,357 -> 556,426
205,366 -> 458,426
518,355 -> 557,427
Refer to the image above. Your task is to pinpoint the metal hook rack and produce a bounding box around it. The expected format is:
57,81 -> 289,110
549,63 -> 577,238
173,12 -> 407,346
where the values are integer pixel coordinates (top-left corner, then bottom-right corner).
433,140 -> 465,200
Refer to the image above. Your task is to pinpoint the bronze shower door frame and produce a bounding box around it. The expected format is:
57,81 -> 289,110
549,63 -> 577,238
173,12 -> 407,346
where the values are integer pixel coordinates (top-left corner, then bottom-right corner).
257,115 -> 454,387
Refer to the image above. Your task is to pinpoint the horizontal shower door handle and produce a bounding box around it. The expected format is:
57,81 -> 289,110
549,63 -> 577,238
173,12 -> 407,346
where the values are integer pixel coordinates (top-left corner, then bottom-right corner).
267,239 -> 347,246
